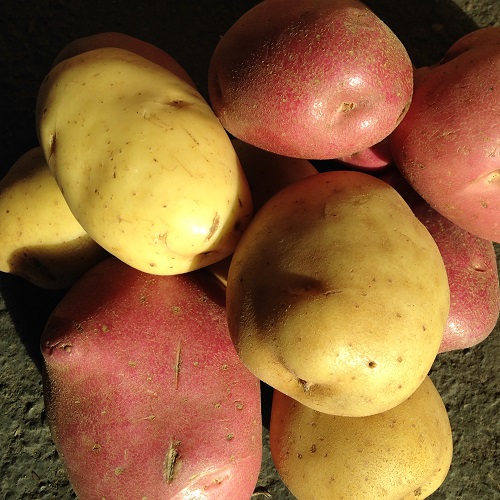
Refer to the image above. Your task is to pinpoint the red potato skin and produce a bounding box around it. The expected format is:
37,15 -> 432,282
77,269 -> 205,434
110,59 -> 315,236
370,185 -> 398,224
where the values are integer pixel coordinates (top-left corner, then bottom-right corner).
208,0 -> 413,160
412,201 -> 500,352
380,168 -> 500,352
336,137 -> 393,171
389,27 -> 500,242
40,257 -> 262,499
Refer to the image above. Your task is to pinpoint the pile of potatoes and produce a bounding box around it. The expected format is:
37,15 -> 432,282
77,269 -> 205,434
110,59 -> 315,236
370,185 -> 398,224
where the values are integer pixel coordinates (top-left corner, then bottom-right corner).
0,0 -> 499,498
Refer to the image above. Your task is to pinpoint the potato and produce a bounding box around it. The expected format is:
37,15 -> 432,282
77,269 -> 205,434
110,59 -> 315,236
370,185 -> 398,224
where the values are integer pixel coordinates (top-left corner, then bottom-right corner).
226,170 -> 450,417
36,47 -> 253,275
207,139 -> 319,286
51,31 -> 196,86
389,27 -> 500,242
270,376 -> 453,499
208,0 -> 413,160
0,147 -> 106,289
413,202 -> 500,353
336,137 -> 393,171
40,256 -> 262,499
380,168 -> 500,352
232,138 -> 319,213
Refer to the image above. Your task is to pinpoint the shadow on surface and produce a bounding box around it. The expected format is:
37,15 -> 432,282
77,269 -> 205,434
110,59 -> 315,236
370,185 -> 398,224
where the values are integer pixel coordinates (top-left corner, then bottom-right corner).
0,273 -> 66,372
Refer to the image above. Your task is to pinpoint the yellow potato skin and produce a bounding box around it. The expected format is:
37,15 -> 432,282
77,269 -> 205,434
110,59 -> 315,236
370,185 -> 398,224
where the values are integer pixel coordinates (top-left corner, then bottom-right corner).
0,147 -> 106,289
36,47 -> 252,275
226,170 -> 450,416
270,376 -> 453,500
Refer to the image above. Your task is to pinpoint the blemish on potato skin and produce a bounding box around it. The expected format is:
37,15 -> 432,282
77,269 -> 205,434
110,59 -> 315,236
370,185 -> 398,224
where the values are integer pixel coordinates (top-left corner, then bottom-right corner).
114,467 -> 125,476
298,378 -> 312,392
174,341 -> 182,389
45,339 -> 73,355
206,213 -> 220,241
164,439 -> 181,483
48,132 -> 57,159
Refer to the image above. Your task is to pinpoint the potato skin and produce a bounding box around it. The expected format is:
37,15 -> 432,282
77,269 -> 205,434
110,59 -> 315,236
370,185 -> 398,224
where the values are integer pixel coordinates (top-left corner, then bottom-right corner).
51,31 -> 196,86
232,138 -> 319,213
36,47 -> 253,275
270,376 -> 453,499
208,0 -> 413,160
390,27 -> 500,242
412,201 -> 500,352
0,147 -> 106,289
40,257 -> 262,499
227,170 -> 449,417
380,167 -> 500,352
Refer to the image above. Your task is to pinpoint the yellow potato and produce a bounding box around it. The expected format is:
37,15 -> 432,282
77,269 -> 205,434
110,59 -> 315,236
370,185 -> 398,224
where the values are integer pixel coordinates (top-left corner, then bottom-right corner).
0,147 -> 106,289
226,170 -> 450,416
270,376 -> 453,499
36,47 -> 252,275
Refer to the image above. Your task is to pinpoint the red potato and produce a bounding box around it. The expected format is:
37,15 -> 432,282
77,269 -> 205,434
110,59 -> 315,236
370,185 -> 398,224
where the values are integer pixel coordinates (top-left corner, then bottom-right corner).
412,200 -> 500,352
208,0 -> 413,160
389,27 -> 500,242
40,257 -> 262,499
51,31 -> 196,86
336,137 -> 393,171
380,168 -> 500,352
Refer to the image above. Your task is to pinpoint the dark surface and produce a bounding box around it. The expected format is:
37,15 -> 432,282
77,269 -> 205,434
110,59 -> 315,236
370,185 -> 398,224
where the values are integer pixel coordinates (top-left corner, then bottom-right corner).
0,1 -> 499,499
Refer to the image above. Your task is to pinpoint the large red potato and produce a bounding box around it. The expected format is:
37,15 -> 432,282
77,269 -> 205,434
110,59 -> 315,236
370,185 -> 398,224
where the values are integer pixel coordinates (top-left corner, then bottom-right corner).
40,257 -> 262,499
208,0 -> 413,160
390,27 -> 500,242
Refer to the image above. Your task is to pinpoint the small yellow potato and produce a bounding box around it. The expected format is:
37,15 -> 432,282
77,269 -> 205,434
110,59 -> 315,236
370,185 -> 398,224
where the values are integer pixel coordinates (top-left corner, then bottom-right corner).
0,147 -> 107,289
36,47 -> 252,275
270,376 -> 453,500
226,170 -> 450,417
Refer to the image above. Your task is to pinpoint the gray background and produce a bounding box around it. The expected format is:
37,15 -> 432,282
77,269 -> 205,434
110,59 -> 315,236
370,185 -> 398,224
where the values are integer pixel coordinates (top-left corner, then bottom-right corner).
0,1 -> 499,499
